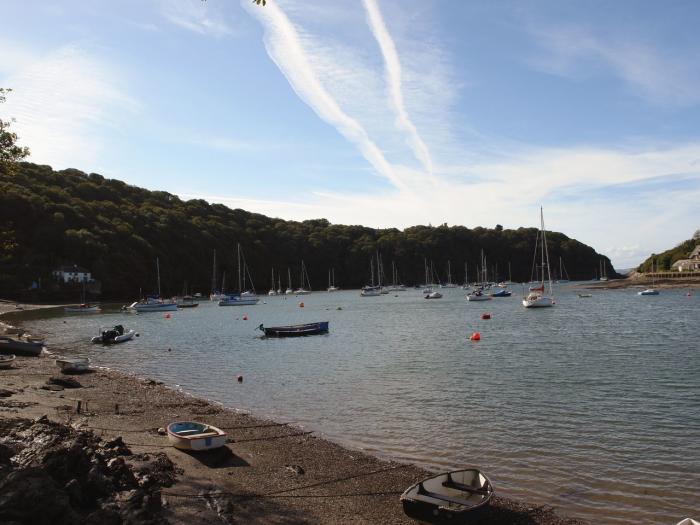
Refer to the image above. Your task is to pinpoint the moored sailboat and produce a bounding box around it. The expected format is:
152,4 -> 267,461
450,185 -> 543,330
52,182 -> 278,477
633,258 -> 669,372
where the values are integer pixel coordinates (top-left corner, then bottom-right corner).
522,208 -> 554,308
219,244 -> 260,306
133,258 -> 178,312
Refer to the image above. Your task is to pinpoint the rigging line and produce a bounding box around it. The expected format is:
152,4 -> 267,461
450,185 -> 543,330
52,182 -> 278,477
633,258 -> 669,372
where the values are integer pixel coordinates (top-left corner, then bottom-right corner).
162,464 -> 412,499
163,490 -> 404,500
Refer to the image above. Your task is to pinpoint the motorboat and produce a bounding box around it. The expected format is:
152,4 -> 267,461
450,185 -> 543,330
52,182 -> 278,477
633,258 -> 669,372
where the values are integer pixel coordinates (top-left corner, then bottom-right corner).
638,287 -> 659,295
91,325 -> 136,344
258,321 -> 329,337
361,285 -> 382,297
400,468 -> 493,524
167,421 -> 227,451
177,295 -> 199,308
55,357 -> 90,373
219,294 -> 260,306
466,290 -> 491,302
424,291 -> 443,299
490,289 -> 512,297
132,296 -> 178,312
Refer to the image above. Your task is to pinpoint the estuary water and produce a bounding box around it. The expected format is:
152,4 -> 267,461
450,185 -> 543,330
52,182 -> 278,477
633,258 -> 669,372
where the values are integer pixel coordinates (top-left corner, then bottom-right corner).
22,284 -> 700,524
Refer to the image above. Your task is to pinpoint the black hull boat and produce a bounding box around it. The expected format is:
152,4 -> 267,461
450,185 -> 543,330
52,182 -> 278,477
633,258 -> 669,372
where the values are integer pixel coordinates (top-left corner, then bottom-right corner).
258,321 -> 329,337
400,469 -> 493,524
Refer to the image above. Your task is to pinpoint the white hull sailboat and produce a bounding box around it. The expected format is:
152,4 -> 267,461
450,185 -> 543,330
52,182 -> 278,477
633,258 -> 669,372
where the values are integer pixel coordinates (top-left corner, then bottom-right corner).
467,251 -> 491,301
293,260 -> 312,294
219,244 -> 260,306
327,268 -> 339,292
638,258 -> 660,295
361,255 -> 382,297
523,208 -> 554,308
133,258 -> 178,312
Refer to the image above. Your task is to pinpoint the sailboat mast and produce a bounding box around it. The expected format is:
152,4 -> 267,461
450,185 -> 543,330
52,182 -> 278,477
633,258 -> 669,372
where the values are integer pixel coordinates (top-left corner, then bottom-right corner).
237,243 -> 242,293
156,257 -> 161,297
541,207 -> 553,292
211,249 -> 217,294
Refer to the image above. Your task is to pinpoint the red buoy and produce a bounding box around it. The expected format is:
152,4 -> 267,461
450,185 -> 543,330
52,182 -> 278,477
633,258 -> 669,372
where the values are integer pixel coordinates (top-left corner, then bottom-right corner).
299,302 -> 305,308
470,332 -> 481,341
242,315 -> 248,321
480,313 -> 491,320
164,313 -> 171,319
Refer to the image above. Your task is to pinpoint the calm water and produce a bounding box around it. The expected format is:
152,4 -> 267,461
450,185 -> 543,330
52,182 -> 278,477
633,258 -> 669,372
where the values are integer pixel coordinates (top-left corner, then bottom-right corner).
21,285 -> 700,524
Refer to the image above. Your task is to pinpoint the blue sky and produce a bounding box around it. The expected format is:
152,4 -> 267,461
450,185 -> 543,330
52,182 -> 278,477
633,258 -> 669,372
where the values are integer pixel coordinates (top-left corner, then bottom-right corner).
2,0 -> 700,268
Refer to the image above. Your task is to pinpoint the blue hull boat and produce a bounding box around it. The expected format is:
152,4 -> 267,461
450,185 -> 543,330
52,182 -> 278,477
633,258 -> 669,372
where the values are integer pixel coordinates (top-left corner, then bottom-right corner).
490,289 -> 512,297
259,321 -> 329,337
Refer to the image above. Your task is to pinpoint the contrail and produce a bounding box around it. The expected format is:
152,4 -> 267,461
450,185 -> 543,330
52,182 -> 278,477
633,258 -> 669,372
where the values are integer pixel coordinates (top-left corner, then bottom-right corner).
245,1 -> 406,191
363,0 -> 435,178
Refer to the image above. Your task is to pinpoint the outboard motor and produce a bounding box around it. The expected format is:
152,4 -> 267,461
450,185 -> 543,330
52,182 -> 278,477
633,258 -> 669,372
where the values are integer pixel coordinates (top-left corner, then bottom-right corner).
114,325 -> 124,336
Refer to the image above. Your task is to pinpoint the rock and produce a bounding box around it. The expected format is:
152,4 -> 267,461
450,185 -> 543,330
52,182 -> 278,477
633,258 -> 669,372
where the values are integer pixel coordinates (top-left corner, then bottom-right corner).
0,389 -> 14,398
285,464 -> 305,475
0,467 -> 77,525
41,384 -> 64,392
156,427 -> 166,436
47,377 -> 82,389
64,478 -> 82,507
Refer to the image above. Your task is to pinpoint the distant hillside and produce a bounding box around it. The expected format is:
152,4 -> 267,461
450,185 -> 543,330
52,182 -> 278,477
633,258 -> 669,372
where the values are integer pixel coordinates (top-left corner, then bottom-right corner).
0,162 -> 615,299
637,235 -> 699,272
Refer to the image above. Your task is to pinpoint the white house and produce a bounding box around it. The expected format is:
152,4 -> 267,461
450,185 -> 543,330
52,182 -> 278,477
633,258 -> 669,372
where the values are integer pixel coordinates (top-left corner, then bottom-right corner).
53,265 -> 92,284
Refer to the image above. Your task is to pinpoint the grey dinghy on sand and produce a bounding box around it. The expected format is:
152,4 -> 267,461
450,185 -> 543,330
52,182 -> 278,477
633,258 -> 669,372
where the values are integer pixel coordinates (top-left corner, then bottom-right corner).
400,468 -> 493,524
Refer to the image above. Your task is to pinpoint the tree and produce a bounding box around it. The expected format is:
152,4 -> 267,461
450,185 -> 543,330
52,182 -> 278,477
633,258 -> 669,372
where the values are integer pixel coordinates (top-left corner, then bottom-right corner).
0,88 -> 30,174
693,229 -> 700,241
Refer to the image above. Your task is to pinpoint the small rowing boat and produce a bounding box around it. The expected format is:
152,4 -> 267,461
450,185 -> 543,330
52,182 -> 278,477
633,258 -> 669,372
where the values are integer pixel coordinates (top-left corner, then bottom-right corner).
64,303 -> 101,313
167,421 -> 227,451
0,354 -> 15,369
0,335 -> 44,357
55,357 -> 90,373
258,321 -> 329,337
400,468 -> 493,524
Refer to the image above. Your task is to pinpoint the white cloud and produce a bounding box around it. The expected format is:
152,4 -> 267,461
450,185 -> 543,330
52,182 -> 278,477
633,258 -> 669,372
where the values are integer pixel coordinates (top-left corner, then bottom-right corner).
527,25 -> 700,107
159,0 -> 237,37
0,43 -> 137,169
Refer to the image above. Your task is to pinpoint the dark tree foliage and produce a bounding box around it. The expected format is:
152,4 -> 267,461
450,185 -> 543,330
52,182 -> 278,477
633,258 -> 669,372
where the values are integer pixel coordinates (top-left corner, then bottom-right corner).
0,88 -> 30,175
0,162 -> 615,299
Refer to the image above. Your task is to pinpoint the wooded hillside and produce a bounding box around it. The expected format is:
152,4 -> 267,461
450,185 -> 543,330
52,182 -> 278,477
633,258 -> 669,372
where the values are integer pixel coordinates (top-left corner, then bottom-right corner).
0,162 -> 614,299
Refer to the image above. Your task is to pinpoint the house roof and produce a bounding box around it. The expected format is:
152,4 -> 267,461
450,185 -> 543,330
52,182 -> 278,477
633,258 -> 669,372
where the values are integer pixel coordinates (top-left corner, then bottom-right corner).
56,265 -> 90,273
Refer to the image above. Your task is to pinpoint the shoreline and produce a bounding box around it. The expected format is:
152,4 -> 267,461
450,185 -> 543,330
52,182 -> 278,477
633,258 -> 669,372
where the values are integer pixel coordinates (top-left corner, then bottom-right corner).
576,276 -> 700,290
0,341 -> 586,523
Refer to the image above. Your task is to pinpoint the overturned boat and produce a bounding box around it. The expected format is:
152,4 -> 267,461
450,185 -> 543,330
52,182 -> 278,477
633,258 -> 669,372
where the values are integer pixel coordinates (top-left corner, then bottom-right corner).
91,325 -> 136,345
167,421 -> 227,451
55,357 -> 90,374
400,469 -> 493,524
258,321 -> 329,337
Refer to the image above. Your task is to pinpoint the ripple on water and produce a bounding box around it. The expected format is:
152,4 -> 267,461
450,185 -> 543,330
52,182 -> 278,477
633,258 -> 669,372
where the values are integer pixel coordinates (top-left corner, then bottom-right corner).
24,287 -> 700,524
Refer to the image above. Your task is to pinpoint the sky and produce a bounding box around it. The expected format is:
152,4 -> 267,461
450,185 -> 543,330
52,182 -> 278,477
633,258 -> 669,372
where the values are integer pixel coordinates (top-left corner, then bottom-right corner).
2,0 -> 700,268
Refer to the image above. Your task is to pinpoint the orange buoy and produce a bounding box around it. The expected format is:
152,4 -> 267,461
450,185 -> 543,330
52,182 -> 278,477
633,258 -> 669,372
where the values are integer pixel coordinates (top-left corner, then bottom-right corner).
480,313 -> 491,320
242,315 -> 248,321
470,332 -> 481,341
237,375 -> 243,383
299,302 -> 305,308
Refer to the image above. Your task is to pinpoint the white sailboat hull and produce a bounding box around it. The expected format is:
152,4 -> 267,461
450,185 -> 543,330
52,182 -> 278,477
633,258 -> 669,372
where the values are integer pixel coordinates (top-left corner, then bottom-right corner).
219,296 -> 260,306
522,295 -> 554,308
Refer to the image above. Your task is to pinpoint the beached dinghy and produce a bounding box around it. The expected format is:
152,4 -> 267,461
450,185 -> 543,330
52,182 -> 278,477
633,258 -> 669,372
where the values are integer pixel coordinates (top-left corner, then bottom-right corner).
167,421 -> 227,451
0,335 -> 44,357
400,469 -> 493,524
257,321 -> 329,337
64,303 -> 101,313
0,354 -> 15,369
55,357 -> 90,373
91,325 -> 136,344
